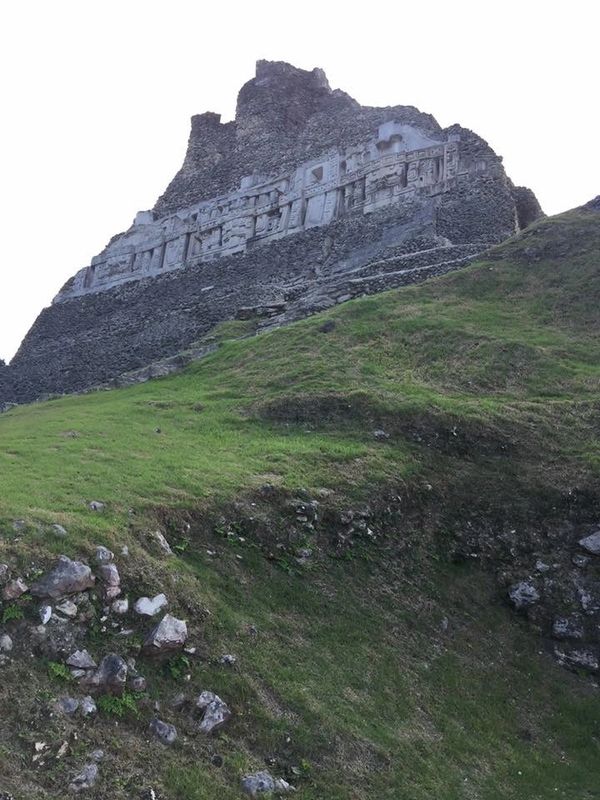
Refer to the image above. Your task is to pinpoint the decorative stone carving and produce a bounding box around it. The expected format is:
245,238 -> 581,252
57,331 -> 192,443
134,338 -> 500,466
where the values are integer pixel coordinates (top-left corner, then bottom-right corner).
56,122 -> 497,303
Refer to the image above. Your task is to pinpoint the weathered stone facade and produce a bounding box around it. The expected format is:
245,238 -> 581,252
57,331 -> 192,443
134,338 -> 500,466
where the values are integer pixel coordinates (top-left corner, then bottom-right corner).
2,61 -> 542,404
58,122 -> 488,301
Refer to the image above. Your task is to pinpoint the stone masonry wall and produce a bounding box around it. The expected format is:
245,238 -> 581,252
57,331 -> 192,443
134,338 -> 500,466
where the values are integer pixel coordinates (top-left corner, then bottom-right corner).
1,61 -> 543,405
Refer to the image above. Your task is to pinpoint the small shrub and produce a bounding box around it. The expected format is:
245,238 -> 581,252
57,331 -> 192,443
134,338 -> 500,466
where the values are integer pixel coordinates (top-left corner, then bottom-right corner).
97,691 -> 140,718
48,661 -> 72,682
2,604 -> 24,623
166,654 -> 191,681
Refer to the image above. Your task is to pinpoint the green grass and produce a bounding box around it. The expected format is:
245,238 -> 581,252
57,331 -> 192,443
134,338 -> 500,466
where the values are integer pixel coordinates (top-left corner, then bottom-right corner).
0,206 -> 599,798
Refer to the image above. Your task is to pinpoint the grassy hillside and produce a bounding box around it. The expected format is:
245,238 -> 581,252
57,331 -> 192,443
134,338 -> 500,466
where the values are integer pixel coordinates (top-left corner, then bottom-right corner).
0,205 -> 599,799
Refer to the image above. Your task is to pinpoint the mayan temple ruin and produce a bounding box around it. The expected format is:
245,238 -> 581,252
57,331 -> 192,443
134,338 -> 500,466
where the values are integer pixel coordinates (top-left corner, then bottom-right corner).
1,60 -> 542,404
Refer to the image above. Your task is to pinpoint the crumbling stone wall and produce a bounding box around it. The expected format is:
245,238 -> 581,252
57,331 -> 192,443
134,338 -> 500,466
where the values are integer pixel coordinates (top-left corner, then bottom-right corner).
154,61 -> 441,216
1,61 -> 543,405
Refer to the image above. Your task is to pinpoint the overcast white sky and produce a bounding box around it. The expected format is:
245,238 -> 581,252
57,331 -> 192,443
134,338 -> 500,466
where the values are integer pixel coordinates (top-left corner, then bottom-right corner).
0,0 -> 598,362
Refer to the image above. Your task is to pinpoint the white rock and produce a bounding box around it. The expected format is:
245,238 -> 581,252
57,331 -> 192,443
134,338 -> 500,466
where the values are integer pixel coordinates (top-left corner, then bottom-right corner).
56,741 -> 69,759
274,778 -> 295,793
143,614 -> 187,653
152,530 -> 173,556
196,691 -> 231,734
112,598 -> 129,615
0,634 -> 13,652
39,604 -> 52,624
134,594 -> 168,617
55,599 -> 78,618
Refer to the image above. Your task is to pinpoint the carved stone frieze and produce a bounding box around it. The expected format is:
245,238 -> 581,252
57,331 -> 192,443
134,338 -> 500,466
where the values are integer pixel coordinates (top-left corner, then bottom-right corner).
56,124 -> 494,302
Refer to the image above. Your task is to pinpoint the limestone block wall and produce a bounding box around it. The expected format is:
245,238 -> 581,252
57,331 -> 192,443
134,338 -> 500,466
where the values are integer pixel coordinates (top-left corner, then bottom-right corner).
56,123 -> 492,303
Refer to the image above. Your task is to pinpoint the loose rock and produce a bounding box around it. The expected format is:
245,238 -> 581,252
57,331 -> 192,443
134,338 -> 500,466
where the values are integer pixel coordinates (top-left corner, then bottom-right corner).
94,546 -> 114,564
134,594 -> 168,617
242,772 -> 294,797
99,563 -> 121,599
112,598 -> 129,615
69,763 -> 98,792
88,501 -> 105,512
30,556 -> 95,600
84,653 -> 128,694
151,530 -> 173,556
373,429 -> 390,440
56,599 -> 78,618
81,696 -> 97,717
196,691 -> 232,734
2,578 -> 28,601
129,676 -> 147,692
241,771 -> 275,797
99,563 -> 120,585
578,585 -> 599,614
273,778 -> 295,794
0,634 -> 13,652
143,614 -> 187,654
31,618 -> 82,658
67,649 -> 97,670
579,529 -> 600,556
552,616 -> 584,640
508,581 -> 539,610
149,718 -> 177,746
554,646 -> 599,672
57,696 -> 80,716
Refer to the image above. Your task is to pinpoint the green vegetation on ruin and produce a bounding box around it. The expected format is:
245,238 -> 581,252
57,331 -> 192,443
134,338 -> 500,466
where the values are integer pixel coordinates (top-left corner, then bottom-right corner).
0,206 -> 599,799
